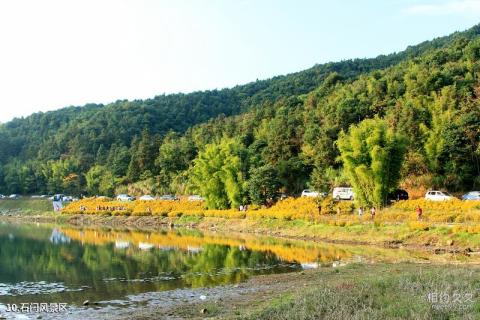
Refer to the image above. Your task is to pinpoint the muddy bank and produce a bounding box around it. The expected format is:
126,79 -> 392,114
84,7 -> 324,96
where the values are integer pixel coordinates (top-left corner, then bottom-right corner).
27,263 -> 480,320
45,271 -> 299,320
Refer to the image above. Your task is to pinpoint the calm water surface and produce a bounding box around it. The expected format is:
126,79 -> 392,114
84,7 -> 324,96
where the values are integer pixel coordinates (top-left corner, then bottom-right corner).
0,222 -> 473,311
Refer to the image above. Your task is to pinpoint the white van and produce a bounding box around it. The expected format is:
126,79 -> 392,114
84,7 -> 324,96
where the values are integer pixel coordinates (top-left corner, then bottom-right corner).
332,187 -> 354,200
425,190 -> 453,201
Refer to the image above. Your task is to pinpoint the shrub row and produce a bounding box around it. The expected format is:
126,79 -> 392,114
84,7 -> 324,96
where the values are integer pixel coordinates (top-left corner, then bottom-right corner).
63,197 -> 480,224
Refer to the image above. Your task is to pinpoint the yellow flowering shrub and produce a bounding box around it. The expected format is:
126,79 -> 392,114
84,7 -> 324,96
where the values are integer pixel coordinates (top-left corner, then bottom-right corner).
246,197 -> 319,220
387,199 -> 480,224
204,209 -> 246,219
62,197 -> 135,215
63,197 -> 205,216
62,197 -> 480,227
392,199 -> 480,212
451,225 -> 480,234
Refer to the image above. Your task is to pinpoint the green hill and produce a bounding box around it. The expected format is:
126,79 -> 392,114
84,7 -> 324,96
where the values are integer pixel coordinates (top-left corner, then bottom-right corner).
1,24 -> 479,200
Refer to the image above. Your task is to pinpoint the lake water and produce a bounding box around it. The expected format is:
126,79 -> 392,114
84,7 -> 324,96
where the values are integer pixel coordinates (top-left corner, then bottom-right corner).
0,222 -> 474,318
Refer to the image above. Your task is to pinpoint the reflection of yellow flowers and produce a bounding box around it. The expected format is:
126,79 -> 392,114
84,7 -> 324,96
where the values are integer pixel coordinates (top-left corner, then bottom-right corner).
59,227 -> 352,263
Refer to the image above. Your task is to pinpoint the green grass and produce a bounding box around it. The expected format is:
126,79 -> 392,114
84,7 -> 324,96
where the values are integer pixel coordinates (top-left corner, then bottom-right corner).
0,199 -> 53,214
240,264 -> 480,320
176,214 -> 203,224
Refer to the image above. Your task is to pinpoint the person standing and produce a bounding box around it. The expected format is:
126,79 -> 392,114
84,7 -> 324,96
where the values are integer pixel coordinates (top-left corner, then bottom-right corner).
416,205 -> 423,220
370,206 -> 376,219
358,206 -> 364,217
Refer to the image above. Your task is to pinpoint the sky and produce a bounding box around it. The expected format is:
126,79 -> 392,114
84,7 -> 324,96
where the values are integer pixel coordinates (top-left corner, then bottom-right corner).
0,0 -> 480,122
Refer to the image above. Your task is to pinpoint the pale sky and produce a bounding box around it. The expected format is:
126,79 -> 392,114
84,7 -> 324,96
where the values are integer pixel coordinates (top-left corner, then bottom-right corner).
0,0 -> 479,122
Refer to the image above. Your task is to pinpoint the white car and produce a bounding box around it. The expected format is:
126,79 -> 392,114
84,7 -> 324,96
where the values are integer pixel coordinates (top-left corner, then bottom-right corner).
116,194 -> 135,201
332,187 -> 354,200
425,190 -> 454,201
301,190 -> 319,198
462,191 -> 480,201
139,195 -> 155,201
188,195 -> 205,202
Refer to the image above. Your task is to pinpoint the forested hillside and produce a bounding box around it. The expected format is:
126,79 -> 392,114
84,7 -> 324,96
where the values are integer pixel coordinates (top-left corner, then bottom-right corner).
1,24 -> 480,206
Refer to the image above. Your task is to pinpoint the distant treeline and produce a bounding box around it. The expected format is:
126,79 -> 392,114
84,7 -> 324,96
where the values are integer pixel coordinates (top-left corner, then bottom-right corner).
0,25 -> 479,208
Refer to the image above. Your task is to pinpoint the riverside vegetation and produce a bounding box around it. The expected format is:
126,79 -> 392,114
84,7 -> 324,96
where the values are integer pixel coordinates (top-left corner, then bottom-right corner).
2,20 -> 480,320
61,197 -> 480,249
0,25 -> 480,211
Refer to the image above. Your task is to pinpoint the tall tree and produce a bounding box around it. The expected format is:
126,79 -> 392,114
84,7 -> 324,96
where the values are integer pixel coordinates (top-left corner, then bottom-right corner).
337,118 -> 406,207
85,165 -> 115,196
189,139 -> 245,209
247,164 -> 280,205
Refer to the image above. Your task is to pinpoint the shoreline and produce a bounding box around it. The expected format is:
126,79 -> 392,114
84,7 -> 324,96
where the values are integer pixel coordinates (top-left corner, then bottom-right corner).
34,263 -> 480,320
2,212 -> 480,319
1,212 -> 478,255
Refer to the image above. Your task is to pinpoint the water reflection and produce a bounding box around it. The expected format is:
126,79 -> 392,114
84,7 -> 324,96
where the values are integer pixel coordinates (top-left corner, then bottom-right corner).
0,224 -> 299,306
0,223 -> 474,307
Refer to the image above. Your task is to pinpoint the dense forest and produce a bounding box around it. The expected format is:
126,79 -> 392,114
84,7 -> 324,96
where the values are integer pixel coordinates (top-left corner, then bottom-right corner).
1,24 -> 480,208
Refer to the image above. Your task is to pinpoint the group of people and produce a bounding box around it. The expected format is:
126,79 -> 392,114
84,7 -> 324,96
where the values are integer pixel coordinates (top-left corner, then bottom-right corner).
94,205 -> 127,212
357,206 -> 376,219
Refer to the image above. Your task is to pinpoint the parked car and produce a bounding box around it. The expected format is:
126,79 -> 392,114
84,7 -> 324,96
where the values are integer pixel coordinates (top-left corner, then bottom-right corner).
51,194 -> 65,201
425,190 -> 454,201
388,189 -> 409,202
139,195 -> 155,201
301,190 -> 320,198
332,187 -> 354,200
159,195 -> 179,201
116,194 -> 135,201
462,191 -> 480,201
188,195 -> 205,202
8,194 -> 21,199
0,194 -> 5,199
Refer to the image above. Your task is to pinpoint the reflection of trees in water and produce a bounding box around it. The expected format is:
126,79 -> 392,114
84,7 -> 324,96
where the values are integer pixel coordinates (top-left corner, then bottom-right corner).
0,225 -> 295,304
